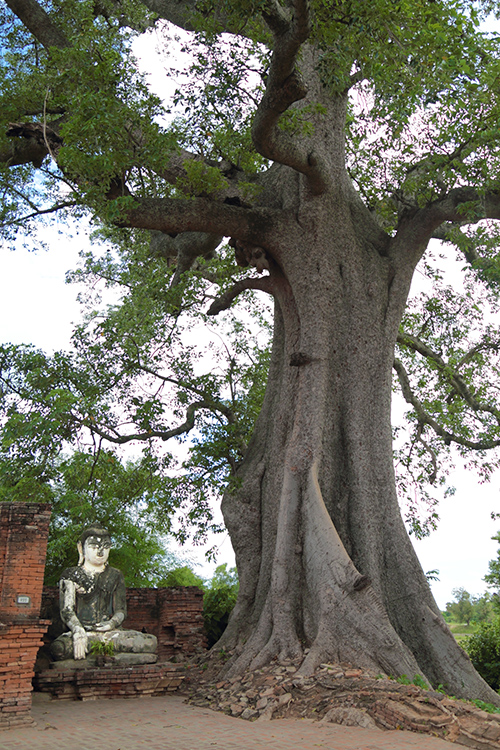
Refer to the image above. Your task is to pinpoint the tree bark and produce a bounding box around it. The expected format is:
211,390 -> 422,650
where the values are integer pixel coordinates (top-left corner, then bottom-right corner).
216,106 -> 499,704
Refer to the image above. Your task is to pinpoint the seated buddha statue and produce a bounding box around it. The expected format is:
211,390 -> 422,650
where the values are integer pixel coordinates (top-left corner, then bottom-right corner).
50,524 -> 157,663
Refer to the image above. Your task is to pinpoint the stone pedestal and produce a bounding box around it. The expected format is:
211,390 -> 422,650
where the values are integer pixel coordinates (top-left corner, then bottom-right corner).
50,652 -> 158,670
34,663 -> 185,701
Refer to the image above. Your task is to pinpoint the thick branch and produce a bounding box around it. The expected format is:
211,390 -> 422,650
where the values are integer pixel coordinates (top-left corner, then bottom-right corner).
5,0 -> 70,49
0,136 -> 48,168
150,230 -> 222,285
251,0 -> 328,195
139,0 -> 197,29
123,196 -> 286,246
434,224 -> 500,274
395,187 -> 500,260
139,0 -> 261,37
159,148 -> 261,207
393,358 -> 500,450
207,276 -> 275,316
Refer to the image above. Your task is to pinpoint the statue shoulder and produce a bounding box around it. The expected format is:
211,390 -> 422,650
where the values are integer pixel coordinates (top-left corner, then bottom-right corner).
60,566 -> 84,582
105,566 -> 125,583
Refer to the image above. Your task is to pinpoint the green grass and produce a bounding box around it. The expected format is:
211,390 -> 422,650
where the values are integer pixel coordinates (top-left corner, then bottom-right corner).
449,622 -> 479,642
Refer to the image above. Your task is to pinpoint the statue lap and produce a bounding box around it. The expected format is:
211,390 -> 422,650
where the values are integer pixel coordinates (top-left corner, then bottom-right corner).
50,629 -> 157,661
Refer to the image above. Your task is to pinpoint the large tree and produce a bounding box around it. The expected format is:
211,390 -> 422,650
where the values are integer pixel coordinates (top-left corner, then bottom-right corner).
3,0 -> 500,702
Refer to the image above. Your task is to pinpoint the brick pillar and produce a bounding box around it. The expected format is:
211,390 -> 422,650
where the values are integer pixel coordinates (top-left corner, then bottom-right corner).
0,503 -> 51,730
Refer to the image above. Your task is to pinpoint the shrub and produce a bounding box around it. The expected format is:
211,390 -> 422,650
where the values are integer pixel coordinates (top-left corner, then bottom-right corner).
203,564 -> 239,648
161,563 -> 239,648
161,565 -> 205,588
463,618 -> 500,691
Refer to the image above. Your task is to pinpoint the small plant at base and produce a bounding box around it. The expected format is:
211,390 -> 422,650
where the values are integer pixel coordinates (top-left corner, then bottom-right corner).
412,674 -> 428,689
90,640 -> 115,657
395,674 -> 412,685
471,699 -> 500,715
393,673 -> 427,688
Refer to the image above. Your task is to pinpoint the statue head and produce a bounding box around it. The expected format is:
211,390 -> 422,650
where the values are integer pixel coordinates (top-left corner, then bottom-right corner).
77,524 -> 112,567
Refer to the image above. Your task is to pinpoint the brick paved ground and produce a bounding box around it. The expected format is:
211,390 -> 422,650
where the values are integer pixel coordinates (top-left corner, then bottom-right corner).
0,693 -> 454,750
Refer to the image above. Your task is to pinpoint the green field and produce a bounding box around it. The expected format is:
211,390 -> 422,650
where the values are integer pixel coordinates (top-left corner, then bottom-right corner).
449,623 -> 479,643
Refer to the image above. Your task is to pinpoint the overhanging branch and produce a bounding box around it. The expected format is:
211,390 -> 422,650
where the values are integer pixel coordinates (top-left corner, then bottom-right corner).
150,230 -> 222,285
397,331 -> 500,426
393,358 -> 500,450
5,0 -> 70,49
78,400 -> 216,445
395,187 -> 500,259
122,195 -> 285,245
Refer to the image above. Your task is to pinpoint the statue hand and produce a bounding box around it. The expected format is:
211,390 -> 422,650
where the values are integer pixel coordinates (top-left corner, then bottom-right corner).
94,620 -> 113,632
73,628 -> 88,660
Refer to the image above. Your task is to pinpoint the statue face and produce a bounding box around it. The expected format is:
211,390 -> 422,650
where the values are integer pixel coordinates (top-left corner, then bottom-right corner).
83,535 -> 111,567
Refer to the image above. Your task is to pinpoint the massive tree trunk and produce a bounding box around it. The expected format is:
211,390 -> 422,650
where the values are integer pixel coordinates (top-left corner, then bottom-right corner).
217,92 -> 499,704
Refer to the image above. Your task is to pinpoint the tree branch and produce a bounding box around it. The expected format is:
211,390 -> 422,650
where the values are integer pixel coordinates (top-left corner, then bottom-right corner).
0,200 -> 77,229
207,276 -> 275,316
76,400 -> 209,444
1,121 -> 63,169
158,148 -> 262,208
0,135 -> 48,168
122,195 -> 287,246
393,358 -> 500,450
4,0 -> 70,49
398,330 -> 500,426
415,423 -> 438,484
251,0 -> 329,195
139,0 -> 261,37
122,343 -> 249,457
149,230 -> 222,285
400,187 -> 500,248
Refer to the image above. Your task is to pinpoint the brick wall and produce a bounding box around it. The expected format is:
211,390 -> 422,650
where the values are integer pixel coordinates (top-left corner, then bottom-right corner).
0,503 -> 51,729
41,585 -> 206,661
125,586 -> 206,660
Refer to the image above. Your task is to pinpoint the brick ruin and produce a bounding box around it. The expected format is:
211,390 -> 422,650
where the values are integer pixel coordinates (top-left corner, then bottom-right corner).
40,584 -> 207,663
0,502 -> 52,729
0,502 -> 207,723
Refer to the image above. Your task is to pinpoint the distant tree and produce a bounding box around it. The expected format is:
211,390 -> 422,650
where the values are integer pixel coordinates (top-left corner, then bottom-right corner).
464,620 -> 500,692
446,588 -> 474,626
472,594 -> 495,625
484,532 -> 500,615
162,566 -> 205,589
203,564 -> 239,648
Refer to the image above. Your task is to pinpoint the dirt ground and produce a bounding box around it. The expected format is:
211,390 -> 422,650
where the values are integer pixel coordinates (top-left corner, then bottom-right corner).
182,653 -> 500,749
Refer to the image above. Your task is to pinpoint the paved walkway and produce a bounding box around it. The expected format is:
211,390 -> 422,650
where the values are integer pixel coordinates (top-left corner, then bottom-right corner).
0,693 -> 454,750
